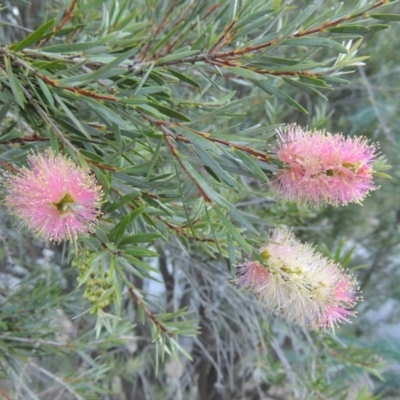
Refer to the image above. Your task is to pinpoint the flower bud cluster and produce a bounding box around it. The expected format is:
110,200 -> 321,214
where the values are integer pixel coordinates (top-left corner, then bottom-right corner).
73,256 -> 114,314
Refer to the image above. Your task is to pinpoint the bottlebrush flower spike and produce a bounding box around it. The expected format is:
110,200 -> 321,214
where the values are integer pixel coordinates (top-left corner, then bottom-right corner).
275,125 -> 378,206
236,228 -> 358,330
4,150 -> 103,242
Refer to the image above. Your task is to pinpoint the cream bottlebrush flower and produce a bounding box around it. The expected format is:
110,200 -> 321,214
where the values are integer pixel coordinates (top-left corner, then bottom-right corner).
4,150 -> 103,242
276,125 -> 378,206
236,228 -> 358,330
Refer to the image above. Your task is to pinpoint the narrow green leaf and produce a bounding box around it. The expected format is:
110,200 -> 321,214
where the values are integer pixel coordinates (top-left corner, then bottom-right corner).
109,207 -> 144,244
124,254 -> 160,273
138,304 -> 146,324
149,21 -> 185,56
59,47 -> 139,85
142,195 -> 175,217
135,104 -> 166,119
103,191 -> 141,213
322,76 -> 349,85
334,240 -> 345,261
49,127 -> 59,154
41,42 -> 97,53
329,24 -> 389,33
282,37 -> 348,53
177,158 -> 222,204
282,77 -> 328,100
194,145 -> 237,187
85,98 -> 131,129
191,30 -> 207,51
234,16 -> 273,39
36,77 -> 54,108
0,99 -> 13,122
119,233 -> 162,245
341,247 -> 355,267
299,76 -> 327,87
189,97 -> 245,123
80,0 -> 108,12
260,55 -> 302,66
166,67 -> 200,89
155,49 -> 200,64
3,57 -> 25,108
227,66 -> 262,81
53,93 -> 91,137
264,61 -> 322,73
150,103 -> 191,122
227,234 -> 236,279
11,19 -> 55,51
228,207 -> 258,234
250,79 -> 308,113
367,24 -> 391,32
374,172 -> 392,179
233,149 -> 269,182
371,13 -> 400,21
123,247 -> 159,257
90,165 -> 111,195
234,10 -> 273,31
290,0 -> 324,27
214,208 -> 251,252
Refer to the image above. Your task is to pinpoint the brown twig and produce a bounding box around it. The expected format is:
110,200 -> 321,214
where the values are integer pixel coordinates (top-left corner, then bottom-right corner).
159,216 -> 216,243
142,114 -> 212,202
0,159 -> 20,173
214,0 -> 390,58
176,124 -> 271,162
19,85 -> 78,154
164,131 -> 212,203
0,388 -> 13,400
0,134 -> 48,144
0,47 -> 119,102
209,17 -> 238,53
158,0 -> 201,56
40,0 -> 78,47
139,0 -> 180,59
128,286 -> 174,337
86,159 -> 117,172
150,0 -> 391,72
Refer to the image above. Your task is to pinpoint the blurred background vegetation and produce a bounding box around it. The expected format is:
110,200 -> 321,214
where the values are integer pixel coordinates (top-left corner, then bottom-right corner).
0,0 -> 400,399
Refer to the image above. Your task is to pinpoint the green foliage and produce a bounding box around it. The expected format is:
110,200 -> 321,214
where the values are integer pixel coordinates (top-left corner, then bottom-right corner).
0,0 -> 400,398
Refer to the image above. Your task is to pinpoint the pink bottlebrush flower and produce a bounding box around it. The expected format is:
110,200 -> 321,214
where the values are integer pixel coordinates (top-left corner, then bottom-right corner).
236,228 -> 359,330
237,261 -> 270,291
275,125 -> 378,206
4,150 -> 103,242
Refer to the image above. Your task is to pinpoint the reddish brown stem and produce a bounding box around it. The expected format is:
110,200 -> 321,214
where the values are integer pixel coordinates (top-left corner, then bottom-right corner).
209,17 -> 238,53
139,0 -> 180,59
40,0 -> 78,47
0,135 -> 48,144
86,160 -> 117,172
160,216 -> 216,243
163,132 -> 212,203
2,48 -> 118,102
142,114 -> 213,203
0,159 -> 20,173
176,125 -> 271,162
128,286 -> 174,337
0,388 -> 13,400
215,0 -> 389,58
